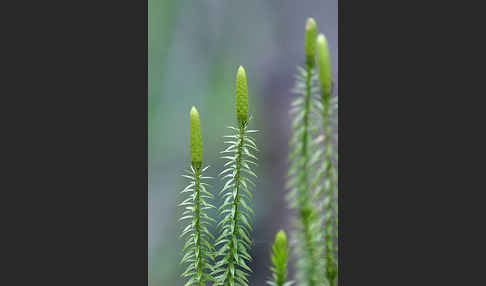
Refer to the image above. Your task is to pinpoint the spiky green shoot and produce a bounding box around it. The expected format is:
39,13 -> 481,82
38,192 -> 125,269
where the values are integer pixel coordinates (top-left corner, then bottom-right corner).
316,34 -> 338,286
236,66 -> 249,127
305,18 -> 317,69
213,66 -> 258,286
266,230 -> 293,286
180,107 -> 216,286
190,106 -> 203,169
287,19 -> 326,286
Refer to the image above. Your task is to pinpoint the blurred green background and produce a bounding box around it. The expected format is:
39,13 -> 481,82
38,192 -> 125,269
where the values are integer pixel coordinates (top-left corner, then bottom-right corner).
148,1 -> 338,285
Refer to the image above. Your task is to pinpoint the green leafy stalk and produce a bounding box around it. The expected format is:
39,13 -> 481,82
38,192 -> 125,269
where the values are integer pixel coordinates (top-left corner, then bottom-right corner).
286,18 -> 325,286
213,66 -> 259,286
266,230 -> 293,286
180,107 -> 216,286
316,34 -> 338,286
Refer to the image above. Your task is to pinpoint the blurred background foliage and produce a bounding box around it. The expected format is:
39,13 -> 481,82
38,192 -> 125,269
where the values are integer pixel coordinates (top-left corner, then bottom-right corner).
148,1 -> 338,285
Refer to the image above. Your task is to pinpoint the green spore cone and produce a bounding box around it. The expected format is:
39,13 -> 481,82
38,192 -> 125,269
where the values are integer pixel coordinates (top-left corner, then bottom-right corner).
190,106 -> 202,169
316,33 -> 332,98
305,18 -> 317,69
236,65 -> 249,127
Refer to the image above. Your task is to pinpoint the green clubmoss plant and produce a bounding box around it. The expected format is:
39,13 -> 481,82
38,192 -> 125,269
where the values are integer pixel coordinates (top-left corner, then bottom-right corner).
213,66 -> 259,286
286,18 -> 327,286
316,34 -> 338,286
179,107 -> 216,286
266,230 -> 293,286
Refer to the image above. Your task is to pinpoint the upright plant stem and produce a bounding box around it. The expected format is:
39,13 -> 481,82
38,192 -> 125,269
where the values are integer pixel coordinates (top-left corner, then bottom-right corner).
286,18 -> 322,286
322,93 -> 337,286
214,66 -> 256,286
193,166 -> 204,286
181,107 -> 214,286
301,65 -> 318,286
301,65 -> 311,206
228,124 -> 245,284
316,32 -> 338,286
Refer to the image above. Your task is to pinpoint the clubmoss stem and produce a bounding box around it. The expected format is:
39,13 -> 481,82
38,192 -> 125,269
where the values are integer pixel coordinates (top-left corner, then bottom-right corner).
194,166 -> 204,286
317,32 -> 338,286
297,17 -> 319,286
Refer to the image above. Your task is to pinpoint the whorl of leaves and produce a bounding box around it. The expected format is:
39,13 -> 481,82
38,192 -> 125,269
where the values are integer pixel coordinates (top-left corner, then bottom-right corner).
179,165 -> 216,286
213,120 -> 259,286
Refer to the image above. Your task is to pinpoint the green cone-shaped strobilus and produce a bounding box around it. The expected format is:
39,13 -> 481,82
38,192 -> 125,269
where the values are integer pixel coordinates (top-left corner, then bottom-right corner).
236,66 -> 248,127
305,17 -> 317,69
316,33 -> 332,98
190,106 -> 202,169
